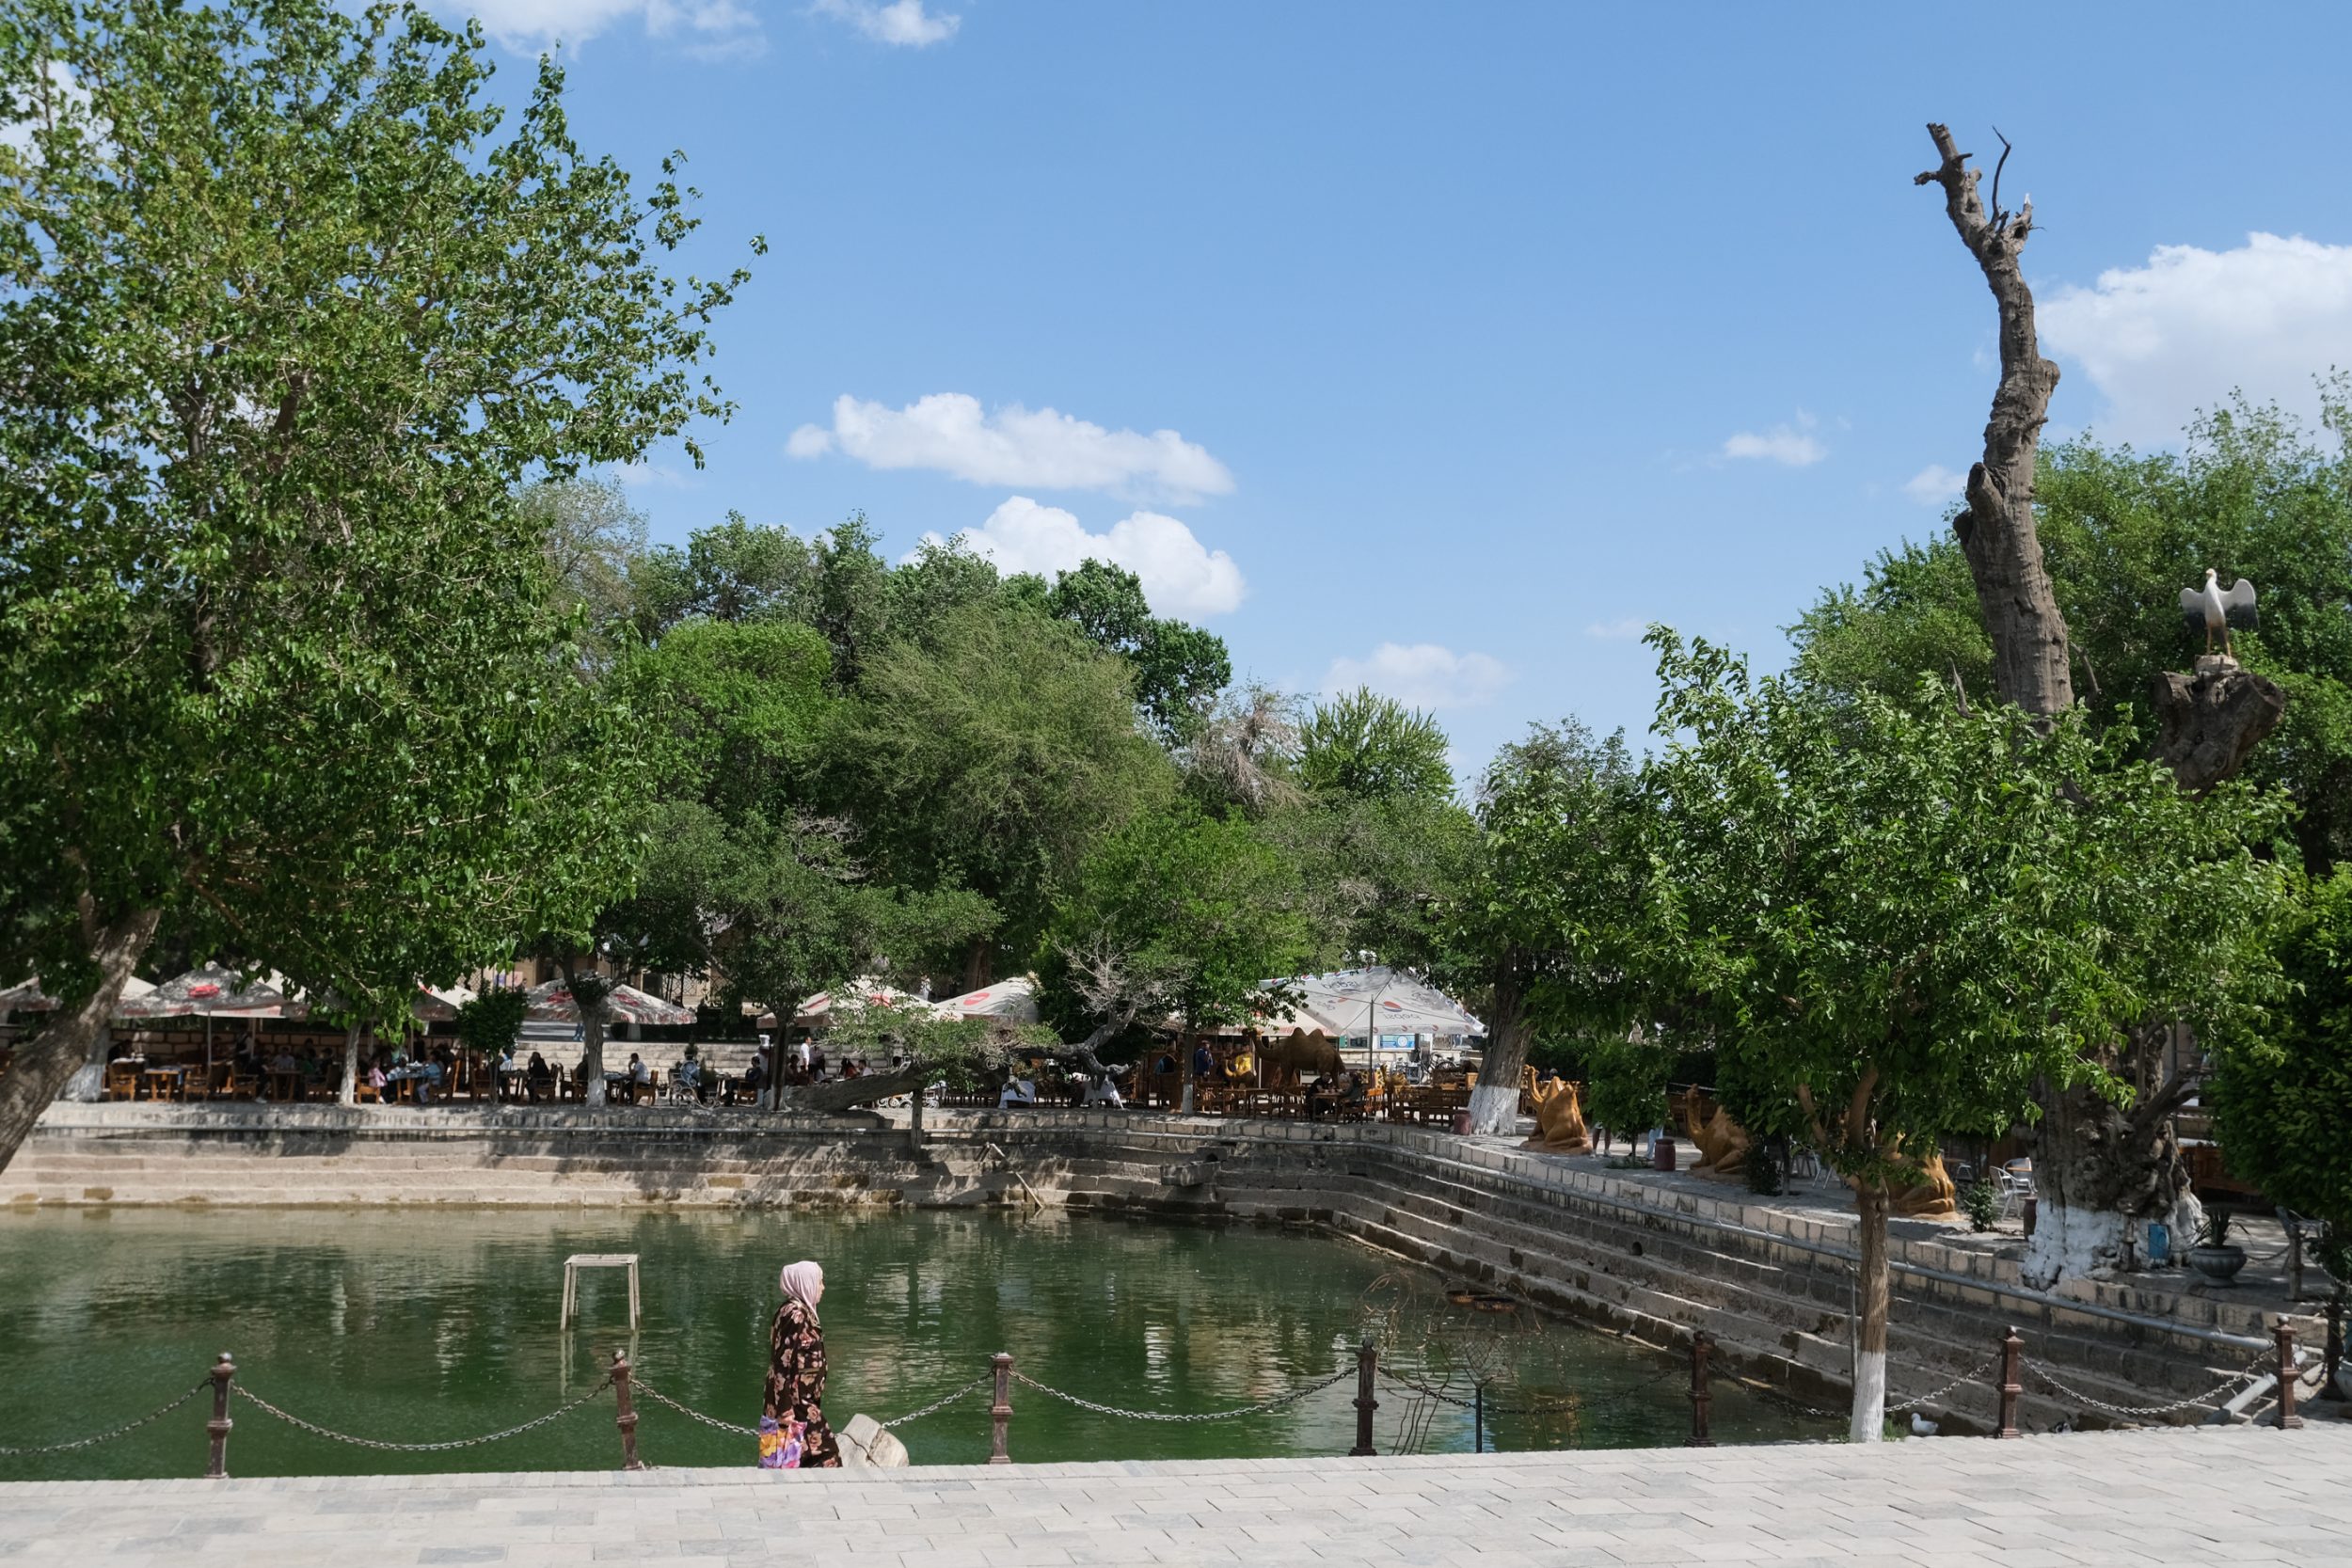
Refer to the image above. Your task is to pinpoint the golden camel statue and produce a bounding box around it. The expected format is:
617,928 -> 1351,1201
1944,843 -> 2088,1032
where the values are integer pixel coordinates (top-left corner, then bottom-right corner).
1522,1077 -> 1592,1153
1680,1086 -> 1752,1178
1891,1152 -> 1958,1218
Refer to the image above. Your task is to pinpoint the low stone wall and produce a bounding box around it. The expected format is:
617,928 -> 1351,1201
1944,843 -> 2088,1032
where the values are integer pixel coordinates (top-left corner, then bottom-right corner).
9,1103 -> 2298,1433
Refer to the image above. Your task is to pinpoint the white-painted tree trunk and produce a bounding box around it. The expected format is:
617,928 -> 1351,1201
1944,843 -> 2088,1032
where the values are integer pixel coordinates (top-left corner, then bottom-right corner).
2022,1202 -> 2138,1289
581,1014 -> 607,1107
1466,1082 -> 1519,1136
1850,1349 -> 1887,1444
62,1023 -> 106,1101
339,1022 -> 362,1107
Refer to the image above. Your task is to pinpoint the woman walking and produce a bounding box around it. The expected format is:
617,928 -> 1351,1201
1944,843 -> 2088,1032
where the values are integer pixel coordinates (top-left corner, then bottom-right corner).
760,1260 -> 840,1468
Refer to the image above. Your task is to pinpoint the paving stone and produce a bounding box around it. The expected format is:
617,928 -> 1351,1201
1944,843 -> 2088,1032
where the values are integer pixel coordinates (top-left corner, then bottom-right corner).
3,1425 -> 2347,1568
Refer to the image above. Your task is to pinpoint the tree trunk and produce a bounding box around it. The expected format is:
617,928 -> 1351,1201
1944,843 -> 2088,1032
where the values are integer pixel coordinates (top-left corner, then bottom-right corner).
2149,663 -> 2287,792
961,937 -> 991,994
782,1062 -> 929,1114
1851,1179 -> 1891,1443
2022,1028 -> 2202,1288
339,1022 -> 363,1107
581,1011 -> 607,1107
0,909 -> 161,1175
1915,122 -> 2073,718
1467,970 -> 1529,1135
1179,1031 -> 1196,1114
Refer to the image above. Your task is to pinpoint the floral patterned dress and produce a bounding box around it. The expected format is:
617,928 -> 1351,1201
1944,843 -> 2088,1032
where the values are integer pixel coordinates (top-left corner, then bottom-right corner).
761,1299 -> 840,1468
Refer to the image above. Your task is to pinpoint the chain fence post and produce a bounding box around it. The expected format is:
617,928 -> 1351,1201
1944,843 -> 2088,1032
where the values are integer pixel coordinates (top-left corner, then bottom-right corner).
1472,1381 -> 1484,1454
1995,1327 -> 2023,1439
1349,1337 -> 1378,1457
611,1351 -> 646,1470
1686,1331 -> 1714,1448
2273,1319 -> 2303,1431
204,1353 -> 235,1479
988,1353 -> 1013,1465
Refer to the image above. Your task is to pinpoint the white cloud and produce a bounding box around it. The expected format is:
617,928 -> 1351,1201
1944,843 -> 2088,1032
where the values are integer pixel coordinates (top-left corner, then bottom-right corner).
1324,643 -> 1512,711
2040,233 -> 2352,447
809,0 -> 959,45
789,392 -> 1233,502
925,496 -> 1246,619
1902,464 -> 1965,506
452,0 -> 761,53
1582,618 -> 1647,641
1722,412 -> 1826,467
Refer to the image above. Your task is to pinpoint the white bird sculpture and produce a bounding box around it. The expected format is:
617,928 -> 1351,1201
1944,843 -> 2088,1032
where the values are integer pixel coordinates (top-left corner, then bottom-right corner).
2179,568 -> 2258,657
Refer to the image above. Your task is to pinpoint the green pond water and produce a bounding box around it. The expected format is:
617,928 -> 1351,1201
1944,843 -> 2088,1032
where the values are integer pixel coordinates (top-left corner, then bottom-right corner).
0,1209 -> 1834,1478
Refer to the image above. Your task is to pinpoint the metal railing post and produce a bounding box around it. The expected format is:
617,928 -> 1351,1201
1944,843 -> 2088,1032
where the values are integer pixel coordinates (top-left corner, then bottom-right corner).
1686,1331 -> 1714,1448
205,1353 -> 235,1479
1349,1338 -> 1378,1457
1472,1381 -> 1484,1454
612,1351 -> 646,1470
1995,1327 -> 2024,1439
989,1353 -> 1013,1465
2274,1319 -> 2304,1430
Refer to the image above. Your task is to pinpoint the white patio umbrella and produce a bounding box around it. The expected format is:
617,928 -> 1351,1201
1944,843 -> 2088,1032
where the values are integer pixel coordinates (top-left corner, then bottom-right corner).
757,978 -> 917,1031
0,974 -> 157,1014
930,975 -> 1040,1025
411,982 -> 479,1024
114,962 -> 306,1069
521,979 -> 693,1027
1286,967 -> 1485,1068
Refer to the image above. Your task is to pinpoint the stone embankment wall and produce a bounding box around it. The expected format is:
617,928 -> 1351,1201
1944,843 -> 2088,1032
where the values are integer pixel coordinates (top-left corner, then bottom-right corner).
11,1104 -> 2285,1433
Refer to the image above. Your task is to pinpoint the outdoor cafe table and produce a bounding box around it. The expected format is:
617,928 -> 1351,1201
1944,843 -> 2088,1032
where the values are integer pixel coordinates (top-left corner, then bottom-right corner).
139,1065 -> 187,1101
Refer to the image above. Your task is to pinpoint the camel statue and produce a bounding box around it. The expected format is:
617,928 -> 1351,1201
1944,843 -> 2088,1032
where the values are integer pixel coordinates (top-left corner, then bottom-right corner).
1680,1085 -> 1752,1178
1522,1077 -> 1592,1153
1891,1152 -> 1958,1218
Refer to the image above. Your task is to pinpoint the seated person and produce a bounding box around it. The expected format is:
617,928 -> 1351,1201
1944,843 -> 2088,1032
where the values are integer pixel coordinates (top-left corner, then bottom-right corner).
997,1075 -> 1037,1109
1082,1073 -> 1124,1107
842,1057 -> 865,1081
270,1048 -> 299,1077
525,1052 -> 554,1102
1191,1041 -> 1216,1082
1154,1051 -> 1179,1076
628,1052 -> 651,1102
674,1050 -> 701,1100
740,1053 -> 768,1105
808,1047 -> 829,1080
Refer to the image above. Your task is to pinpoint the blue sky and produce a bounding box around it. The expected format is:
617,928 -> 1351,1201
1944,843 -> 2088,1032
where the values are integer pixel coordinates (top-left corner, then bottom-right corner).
454,0 -> 2352,774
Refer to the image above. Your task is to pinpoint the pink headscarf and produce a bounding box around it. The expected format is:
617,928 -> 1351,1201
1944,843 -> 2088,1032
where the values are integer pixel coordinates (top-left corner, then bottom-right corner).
778,1259 -> 824,1318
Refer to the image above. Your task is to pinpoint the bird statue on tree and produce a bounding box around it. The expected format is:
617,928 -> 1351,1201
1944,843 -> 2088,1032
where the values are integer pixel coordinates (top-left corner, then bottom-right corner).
2180,568 -> 2259,658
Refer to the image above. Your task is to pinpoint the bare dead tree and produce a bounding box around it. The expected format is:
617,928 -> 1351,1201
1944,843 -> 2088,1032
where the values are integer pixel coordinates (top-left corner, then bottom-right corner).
1915,123 -> 2284,1280
1914,123 -> 2074,718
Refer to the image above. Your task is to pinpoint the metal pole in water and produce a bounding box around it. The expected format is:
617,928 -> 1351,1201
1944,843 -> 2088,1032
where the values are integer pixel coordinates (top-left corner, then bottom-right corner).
204,1353 -> 235,1479
1349,1338 -> 1379,1457
1687,1332 -> 1715,1448
612,1351 -> 645,1470
989,1353 -> 1013,1465
1995,1327 -> 2024,1438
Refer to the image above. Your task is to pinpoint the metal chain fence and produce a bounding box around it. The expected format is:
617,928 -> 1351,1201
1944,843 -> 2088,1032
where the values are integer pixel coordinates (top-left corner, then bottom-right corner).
1010,1367 -> 1354,1423
1884,1354 -> 1999,1416
231,1377 -> 613,1453
632,1369 -> 998,1439
0,1380 -> 212,1458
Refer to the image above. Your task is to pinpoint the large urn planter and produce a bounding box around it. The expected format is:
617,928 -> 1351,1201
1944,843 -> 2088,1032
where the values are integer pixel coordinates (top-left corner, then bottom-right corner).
2187,1243 -> 2248,1285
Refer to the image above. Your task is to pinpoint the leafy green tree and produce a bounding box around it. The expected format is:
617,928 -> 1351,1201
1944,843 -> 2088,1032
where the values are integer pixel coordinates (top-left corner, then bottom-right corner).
1298,688 -> 1454,802
627,512 -> 812,639
1441,721 -> 1654,1132
597,618 -> 988,1100
2208,869 -> 2352,1399
1041,802 -> 1313,1102
0,0 -> 748,1163
1181,685 -> 1305,819
1042,560 -> 1232,743
1647,632 -> 2288,1439
834,600 -> 1176,986
526,476 -> 649,664
1796,394 -> 2352,870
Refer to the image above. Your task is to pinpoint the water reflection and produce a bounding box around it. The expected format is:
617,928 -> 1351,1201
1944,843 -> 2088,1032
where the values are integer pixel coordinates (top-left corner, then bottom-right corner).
0,1208 -> 1833,1478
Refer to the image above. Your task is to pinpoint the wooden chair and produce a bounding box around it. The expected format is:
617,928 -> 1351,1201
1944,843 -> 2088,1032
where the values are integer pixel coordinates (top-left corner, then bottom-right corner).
104,1062 -> 138,1101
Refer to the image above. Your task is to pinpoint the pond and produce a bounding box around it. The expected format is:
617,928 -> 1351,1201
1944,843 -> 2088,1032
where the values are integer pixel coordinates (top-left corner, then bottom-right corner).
0,1208 -> 1834,1478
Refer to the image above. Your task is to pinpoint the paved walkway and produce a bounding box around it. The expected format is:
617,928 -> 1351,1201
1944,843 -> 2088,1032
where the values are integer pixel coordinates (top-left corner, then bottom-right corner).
2,1425 -> 2347,1567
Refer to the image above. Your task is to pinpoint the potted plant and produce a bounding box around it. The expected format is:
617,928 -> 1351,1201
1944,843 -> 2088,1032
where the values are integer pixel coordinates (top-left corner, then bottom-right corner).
2188,1208 -> 2249,1285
